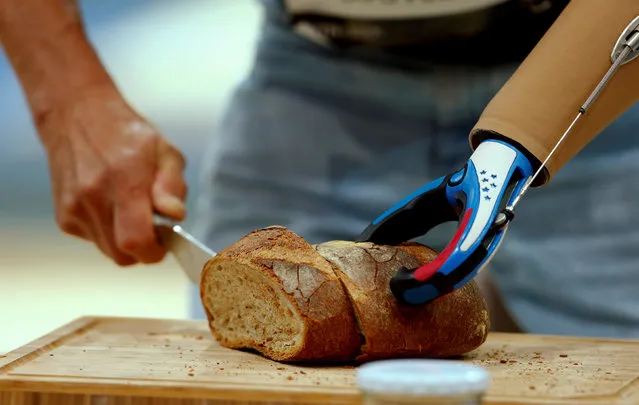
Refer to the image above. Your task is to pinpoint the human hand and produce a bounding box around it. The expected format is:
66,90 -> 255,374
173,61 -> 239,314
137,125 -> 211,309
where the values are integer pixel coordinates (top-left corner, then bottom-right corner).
37,86 -> 188,266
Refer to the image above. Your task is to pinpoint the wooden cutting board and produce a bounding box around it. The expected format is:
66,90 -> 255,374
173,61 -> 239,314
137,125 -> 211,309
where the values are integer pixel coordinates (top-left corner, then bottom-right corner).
1,316 -> 638,405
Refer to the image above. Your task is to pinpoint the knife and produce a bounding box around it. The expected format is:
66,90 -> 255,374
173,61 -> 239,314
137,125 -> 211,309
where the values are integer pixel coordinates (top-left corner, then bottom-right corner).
153,213 -> 216,284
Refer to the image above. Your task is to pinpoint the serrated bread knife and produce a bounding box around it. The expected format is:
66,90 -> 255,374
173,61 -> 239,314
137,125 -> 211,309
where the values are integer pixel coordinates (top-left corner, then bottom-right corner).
153,213 -> 216,284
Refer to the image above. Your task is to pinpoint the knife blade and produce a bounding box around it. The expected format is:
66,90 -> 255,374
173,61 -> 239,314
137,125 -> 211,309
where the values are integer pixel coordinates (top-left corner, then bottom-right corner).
153,213 -> 216,284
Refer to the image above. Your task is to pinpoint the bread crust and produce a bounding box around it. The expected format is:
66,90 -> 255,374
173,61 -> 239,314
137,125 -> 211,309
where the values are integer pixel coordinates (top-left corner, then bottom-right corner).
201,226 -> 490,363
200,226 -> 362,362
315,240 -> 490,362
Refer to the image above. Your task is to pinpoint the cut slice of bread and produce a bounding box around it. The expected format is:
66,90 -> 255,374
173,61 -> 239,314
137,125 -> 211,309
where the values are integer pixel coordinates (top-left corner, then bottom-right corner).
200,226 -> 361,362
200,226 -> 489,363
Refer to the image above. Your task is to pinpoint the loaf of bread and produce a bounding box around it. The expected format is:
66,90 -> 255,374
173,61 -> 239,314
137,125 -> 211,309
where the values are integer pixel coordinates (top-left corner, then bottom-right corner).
200,226 -> 489,363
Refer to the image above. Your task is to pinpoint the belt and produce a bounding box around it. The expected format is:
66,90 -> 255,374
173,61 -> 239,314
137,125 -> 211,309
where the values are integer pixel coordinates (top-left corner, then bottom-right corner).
285,0 -> 569,65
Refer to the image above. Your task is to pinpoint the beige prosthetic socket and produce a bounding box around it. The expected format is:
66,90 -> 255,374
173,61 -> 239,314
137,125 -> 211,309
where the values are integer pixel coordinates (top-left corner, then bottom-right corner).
470,0 -> 639,187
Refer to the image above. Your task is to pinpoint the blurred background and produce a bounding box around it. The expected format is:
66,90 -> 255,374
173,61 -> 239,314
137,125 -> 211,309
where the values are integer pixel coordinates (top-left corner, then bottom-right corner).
0,0 -> 262,353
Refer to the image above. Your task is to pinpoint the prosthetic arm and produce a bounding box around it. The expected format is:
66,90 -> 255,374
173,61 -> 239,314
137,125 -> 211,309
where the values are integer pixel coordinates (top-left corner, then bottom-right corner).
358,0 -> 639,306
471,0 -> 639,186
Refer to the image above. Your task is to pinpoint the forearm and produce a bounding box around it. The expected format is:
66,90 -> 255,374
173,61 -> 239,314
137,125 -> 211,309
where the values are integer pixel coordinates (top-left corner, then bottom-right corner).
470,0 -> 639,186
0,0 -> 118,120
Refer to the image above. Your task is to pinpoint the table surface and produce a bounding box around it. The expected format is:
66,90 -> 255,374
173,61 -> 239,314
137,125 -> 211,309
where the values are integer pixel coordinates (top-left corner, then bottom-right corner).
1,316 -> 639,405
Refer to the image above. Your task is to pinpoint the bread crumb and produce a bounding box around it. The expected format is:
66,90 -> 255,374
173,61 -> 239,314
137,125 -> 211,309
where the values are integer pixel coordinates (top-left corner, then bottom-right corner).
300,371 -> 307,375
188,373 -> 194,377
196,336 -> 204,340
529,386 -> 536,390
559,354 -> 568,358
287,376 -> 294,381
277,367 -> 285,370
500,360 -> 507,364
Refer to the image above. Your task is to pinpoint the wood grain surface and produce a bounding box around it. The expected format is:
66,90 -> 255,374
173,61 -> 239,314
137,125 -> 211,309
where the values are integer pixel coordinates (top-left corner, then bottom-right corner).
1,316 -> 638,405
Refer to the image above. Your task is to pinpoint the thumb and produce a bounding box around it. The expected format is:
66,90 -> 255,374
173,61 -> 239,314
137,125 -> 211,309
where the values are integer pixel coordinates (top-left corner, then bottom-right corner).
152,143 -> 188,221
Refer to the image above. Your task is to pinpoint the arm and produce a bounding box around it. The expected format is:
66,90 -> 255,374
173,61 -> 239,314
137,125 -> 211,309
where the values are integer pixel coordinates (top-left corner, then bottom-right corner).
360,1 -> 639,305
470,0 -> 639,186
0,0 -> 120,128
0,0 -> 188,267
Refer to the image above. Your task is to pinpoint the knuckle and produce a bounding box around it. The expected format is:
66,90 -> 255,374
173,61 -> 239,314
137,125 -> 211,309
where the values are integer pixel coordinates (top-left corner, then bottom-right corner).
114,255 -> 137,267
166,143 -> 186,168
109,146 -> 154,180
124,119 -> 157,138
129,134 -> 158,156
117,231 -> 156,254
56,198 -> 81,218
140,249 -> 166,264
174,147 -> 186,163
78,172 -> 108,200
56,215 -> 78,235
117,236 -> 142,253
59,195 -> 83,218
102,244 -> 137,267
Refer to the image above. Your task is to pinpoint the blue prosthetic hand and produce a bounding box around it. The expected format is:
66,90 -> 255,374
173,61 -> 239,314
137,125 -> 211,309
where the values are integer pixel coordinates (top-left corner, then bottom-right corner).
356,139 -> 534,306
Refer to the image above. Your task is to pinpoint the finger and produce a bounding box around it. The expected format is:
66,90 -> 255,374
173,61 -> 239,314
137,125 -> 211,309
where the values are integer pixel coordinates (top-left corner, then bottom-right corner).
47,146 -> 93,241
113,182 -> 166,264
57,207 -> 91,241
83,194 -> 138,267
66,141 -> 137,266
56,188 -> 92,241
76,170 -> 137,266
152,143 -> 187,221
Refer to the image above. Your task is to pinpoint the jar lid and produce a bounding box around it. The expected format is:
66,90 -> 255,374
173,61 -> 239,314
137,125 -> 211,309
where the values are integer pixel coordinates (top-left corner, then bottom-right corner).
356,359 -> 490,397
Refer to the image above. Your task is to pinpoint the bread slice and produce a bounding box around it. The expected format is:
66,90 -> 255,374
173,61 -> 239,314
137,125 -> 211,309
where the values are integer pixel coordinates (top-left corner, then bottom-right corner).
315,240 -> 490,361
200,226 -> 490,363
199,226 -> 362,362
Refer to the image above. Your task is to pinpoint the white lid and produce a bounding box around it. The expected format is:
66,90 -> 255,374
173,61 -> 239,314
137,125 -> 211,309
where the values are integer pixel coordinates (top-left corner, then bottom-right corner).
356,359 -> 490,397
